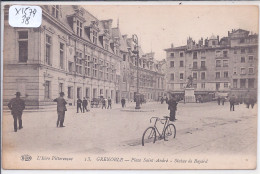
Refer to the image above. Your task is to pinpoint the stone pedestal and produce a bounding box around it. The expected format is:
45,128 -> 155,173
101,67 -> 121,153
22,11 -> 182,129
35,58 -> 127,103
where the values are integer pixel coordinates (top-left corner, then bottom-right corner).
185,88 -> 196,103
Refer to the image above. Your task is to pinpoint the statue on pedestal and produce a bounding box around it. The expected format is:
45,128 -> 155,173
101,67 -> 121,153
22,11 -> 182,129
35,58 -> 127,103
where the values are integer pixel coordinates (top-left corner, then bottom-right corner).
186,75 -> 193,88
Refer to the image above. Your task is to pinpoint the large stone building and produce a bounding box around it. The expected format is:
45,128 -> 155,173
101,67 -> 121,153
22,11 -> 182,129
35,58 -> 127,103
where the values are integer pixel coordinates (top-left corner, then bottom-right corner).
165,29 -> 258,101
3,5 -> 165,108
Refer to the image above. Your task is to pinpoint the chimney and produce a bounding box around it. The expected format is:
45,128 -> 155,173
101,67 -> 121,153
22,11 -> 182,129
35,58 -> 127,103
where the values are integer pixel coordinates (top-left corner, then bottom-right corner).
171,43 -> 174,48
217,35 -> 219,42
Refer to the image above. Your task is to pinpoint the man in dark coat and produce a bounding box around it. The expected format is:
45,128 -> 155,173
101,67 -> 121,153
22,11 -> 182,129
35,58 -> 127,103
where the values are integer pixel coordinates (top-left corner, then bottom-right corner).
8,92 -> 25,132
53,92 -> 67,127
107,97 -> 112,109
229,94 -> 236,111
121,98 -> 126,108
217,96 -> 221,105
82,97 -> 88,113
168,95 -> 178,121
77,98 -> 83,113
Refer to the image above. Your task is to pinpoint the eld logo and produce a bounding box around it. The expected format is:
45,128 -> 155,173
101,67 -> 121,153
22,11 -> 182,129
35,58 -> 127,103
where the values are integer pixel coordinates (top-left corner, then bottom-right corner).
21,154 -> 32,161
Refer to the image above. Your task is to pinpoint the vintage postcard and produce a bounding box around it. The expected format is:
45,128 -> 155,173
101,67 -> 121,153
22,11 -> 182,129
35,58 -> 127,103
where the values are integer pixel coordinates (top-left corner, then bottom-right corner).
1,1 -> 259,170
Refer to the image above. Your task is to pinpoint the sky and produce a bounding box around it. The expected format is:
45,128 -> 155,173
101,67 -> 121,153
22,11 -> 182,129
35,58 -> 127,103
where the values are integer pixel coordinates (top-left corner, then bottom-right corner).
85,5 -> 259,60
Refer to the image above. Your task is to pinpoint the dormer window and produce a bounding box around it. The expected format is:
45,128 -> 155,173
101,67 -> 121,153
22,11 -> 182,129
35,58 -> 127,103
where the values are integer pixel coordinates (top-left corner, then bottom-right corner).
93,30 -> 98,44
77,20 -> 82,37
52,5 -> 60,18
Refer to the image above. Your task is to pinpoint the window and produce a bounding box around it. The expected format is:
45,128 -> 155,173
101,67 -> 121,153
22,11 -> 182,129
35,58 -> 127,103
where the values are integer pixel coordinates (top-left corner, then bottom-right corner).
85,88 -> 89,98
170,61 -> 174,67
233,79 -> 237,88
93,30 -> 98,44
170,53 -> 174,57
59,83 -> 63,93
193,62 -> 197,69
170,73 -> 174,81
201,51 -> 206,58
240,38 -> 245,43
240,79 -> 246,88
201,61 -> 205,68
193,83 -> 197,89
215,50 -> 221,57
180,52 -> 184,57
76,52 -> 83,74
201,83 -> 205,89
248,79 -> 255,88
77,87 -> 81,99
18,31 -> 28,62
223,50 -> 228,57
193,72 -> 197,80
52,5 -> 59,18
216,60 -> 221,67
241,49 -> 245,54
68,87 -> 73,99
224,71 -> 228,78
180,73 -> 184,80
193,52 -> 197,59
241,68 -> 246,75
248,48 -> 253,53
249,56 -> 254,62
216,72 -> 220,79
223,60 -> 229,67
99,60 -> 104,79
201,72 -> 205,80
68,62 -> 73,72
241,57 -> 245,63
180,61 -> 184,67
77,20 -> 82,37
45,35 -> 52,65
216,83 -> 220,91
249,67 -> 254,74
60,43 -> 64,69
224,83 -> 228,88
44,81 -> 51,99
85,55 -> 91,76
93,58 -> 98,78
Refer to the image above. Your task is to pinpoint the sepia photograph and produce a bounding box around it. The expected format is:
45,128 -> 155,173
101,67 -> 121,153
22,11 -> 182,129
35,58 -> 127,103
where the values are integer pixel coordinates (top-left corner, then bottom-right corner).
1,1 -> 259,170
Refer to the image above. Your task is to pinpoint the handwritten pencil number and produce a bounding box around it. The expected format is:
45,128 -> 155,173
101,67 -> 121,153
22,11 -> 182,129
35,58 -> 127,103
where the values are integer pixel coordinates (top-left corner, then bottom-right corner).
22,15 -> 30,25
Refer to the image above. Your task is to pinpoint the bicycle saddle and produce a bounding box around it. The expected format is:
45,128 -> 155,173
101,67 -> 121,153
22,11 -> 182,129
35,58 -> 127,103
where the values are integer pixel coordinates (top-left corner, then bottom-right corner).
164,116 -> 170,119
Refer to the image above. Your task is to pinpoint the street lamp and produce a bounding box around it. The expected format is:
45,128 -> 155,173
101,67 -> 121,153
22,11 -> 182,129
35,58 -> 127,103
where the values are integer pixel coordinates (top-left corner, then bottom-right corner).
132,34 -> 141,109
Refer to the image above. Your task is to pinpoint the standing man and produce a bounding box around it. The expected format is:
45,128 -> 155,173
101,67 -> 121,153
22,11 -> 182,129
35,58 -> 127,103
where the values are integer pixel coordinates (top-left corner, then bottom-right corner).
8,92 -> 25,132
229,94 -> 236,111
102,98 -> 106,109
121,98 -> 126,108
107,97 -> 112,109
221,97 -> 225,106
77,98 -> 83,113
53,92 -> 67,128
217,96 -> 221,105
168,94 -> 178,121
82,97 -> 88,113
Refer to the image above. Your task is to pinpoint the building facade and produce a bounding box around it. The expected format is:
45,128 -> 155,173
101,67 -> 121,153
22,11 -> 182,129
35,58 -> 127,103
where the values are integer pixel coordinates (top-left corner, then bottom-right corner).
3,5 -> 166,108
165,29 -> 258,101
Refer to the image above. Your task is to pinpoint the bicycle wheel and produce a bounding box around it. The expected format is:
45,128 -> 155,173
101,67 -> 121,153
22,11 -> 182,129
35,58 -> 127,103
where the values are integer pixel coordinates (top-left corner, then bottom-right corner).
142,127 -> 156,146
164,124 -> 176,141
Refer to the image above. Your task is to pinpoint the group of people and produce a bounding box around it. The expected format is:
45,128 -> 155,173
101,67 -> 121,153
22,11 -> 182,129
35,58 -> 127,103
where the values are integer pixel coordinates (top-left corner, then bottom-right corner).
101,97 -> 112,109
76,97 -> 90,113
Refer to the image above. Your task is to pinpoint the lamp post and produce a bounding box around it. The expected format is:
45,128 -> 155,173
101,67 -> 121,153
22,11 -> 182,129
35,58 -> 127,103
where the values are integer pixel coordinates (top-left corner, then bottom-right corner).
132,34 -> 141,109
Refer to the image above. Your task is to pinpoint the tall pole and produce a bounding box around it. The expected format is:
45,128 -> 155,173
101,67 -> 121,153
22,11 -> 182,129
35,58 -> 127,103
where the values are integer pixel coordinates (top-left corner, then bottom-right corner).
132,34 -> 141,109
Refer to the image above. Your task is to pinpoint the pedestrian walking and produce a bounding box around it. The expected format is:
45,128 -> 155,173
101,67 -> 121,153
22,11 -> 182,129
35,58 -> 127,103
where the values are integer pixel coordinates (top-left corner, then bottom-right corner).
161,97 -> 164,104
53,92 -> 67,128
8,92 -> 25,132
82,97 -> 88,113
229,94 -> 236,111
107,97 -> 112,109
217,96 -> 221,105
77,98 -> 83,113
102,98 -> 107,109
168,94 -> 178,121
121,98 -> 126,108
221,97 -> 225,105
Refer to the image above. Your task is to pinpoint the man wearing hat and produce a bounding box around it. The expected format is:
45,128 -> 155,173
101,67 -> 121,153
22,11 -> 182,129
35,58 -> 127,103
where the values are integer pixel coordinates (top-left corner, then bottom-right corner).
168,94 -> 178,121
53,92 -> 67,127
8,92 -> 25,132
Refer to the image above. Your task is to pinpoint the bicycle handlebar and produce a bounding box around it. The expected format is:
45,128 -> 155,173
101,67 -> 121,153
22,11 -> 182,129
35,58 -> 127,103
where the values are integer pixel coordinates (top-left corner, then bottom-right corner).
150,117 -> 166,124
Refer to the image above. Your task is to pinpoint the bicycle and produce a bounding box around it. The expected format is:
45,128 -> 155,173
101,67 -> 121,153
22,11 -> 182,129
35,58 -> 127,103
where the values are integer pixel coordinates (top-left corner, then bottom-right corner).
142,116 -> 176,146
